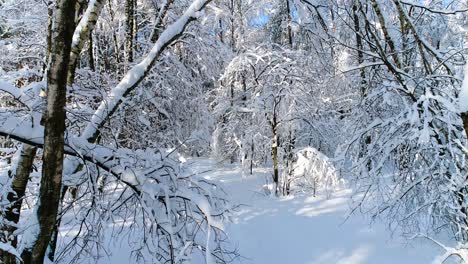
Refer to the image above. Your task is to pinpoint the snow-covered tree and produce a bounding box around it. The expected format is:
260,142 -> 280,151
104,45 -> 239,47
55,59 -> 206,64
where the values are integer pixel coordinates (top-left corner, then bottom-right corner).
0,0 -> 237,263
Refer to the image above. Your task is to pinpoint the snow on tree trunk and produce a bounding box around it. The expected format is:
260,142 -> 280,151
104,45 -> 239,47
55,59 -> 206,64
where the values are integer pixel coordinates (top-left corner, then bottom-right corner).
20,0 -> 76,262
0,145 -> 36,264
67,0 -> 104,86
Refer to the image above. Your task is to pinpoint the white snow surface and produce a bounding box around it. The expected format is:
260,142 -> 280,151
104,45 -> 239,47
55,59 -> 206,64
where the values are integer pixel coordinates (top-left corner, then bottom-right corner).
57,158 -> 454,264
188,159 -> 442,264
459,64 -> 468,113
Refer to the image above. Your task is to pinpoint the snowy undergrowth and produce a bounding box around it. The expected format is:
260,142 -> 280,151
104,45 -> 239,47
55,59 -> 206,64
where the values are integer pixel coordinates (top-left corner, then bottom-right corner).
56,158 -> 463,263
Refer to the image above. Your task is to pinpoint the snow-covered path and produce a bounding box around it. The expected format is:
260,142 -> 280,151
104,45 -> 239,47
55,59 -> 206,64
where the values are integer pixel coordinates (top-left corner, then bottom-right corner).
187,158 -> 441,264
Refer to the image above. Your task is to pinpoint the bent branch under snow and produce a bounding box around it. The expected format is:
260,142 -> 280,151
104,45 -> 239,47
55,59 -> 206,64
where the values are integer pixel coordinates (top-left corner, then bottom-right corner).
0,113 -> 227,217
0,114 -> 143,193
81,0 -> 212,142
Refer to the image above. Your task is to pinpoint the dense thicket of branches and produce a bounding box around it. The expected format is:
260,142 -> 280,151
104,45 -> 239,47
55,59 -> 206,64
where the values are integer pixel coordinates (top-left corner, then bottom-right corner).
0,0 -> 467,263
0,0 -> 235,263
211,0 -> 468,257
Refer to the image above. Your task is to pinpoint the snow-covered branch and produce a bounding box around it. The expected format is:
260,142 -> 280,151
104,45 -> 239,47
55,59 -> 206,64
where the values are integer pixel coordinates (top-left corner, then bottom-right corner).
81,0 -> 212,142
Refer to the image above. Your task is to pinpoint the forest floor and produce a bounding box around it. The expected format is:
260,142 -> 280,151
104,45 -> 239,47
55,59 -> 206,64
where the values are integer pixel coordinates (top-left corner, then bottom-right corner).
59,158 -> 452,264
186,158 -> 445,264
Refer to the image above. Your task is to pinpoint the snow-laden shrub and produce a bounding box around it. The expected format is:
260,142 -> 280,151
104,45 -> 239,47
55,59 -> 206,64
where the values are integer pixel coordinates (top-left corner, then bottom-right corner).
0,80 -> 236,263
53,148 -> 235,264
288,147 -> 343,196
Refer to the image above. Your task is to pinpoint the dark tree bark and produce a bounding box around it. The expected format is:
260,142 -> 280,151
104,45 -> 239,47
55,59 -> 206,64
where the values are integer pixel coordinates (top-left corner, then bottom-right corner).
352,3 -> 366,97
270,114 -> 279,195
250,139 -> 254,175
272,129 -> 279,195
20,0 -> 76,262
88,29 -> 95,71
150,0 -> 174,43
125,0 -> 134,63
286,0 -> 293,47
0,1 -> 55,260
218,19 -> 224,44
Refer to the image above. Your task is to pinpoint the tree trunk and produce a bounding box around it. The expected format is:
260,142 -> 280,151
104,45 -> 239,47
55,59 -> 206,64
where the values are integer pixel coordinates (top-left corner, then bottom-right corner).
21,0 -> 76,262
45,3 -> 104,261
250,139 -> 254,175
0,145 -> 37,264
132,0 -> 137,51
285,0 -> 293,47
284,129 -> 295,195
272,133 -> 279,195
229,0 -> 235,51
44,1 -> 53,75
125,0 -> 134,64
218,19 -> 224,44
271,118 -> 279,195
107,0 -> 121,71
370,0 -> 401,68
460,112 -> 468,240
352,3 -> 366,97
88,29 -> 95,71
67,0 -> 104,86
0,1 -> 55,259
150,0 -> 174,43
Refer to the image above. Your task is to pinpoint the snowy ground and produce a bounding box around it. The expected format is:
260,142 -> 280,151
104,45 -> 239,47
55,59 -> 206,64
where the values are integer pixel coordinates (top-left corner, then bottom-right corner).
186,158 -> 444,264
58,158 -> 450,263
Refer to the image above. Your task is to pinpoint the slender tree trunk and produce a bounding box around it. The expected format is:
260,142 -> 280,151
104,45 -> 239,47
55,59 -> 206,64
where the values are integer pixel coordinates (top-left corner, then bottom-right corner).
229,0 -> 235,51
107,0 -> 121,71
272,133 -> 279,195
21,0 -> 76,262
285,0 -> 293,47
459,112 -> 468,240
44,1 -> 54,74
284,129 -> 295,195
353,3 -> 372,166
370,0 -> 401,68
270,116 -> 279,195
462,114 -> 468,139
0,145 -> 37,264
132,0 -> 137,52
0,1 -> 55,259
88,29 -> 95,71
46,2 -> 105,261
67,0 -> 104,86
352,3 -> 366,97
150,0 -> 174,43
46,187 -> 68,261
125,0 -> 134,63
250,139 -> 254,175
57,0 -> 104,224
329,6 -> 335,64
218,19 -> 224,44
